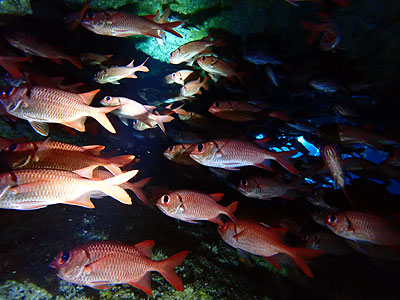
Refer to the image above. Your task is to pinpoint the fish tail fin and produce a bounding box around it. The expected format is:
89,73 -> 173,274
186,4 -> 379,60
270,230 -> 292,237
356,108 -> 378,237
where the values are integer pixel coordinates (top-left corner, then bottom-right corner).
65,56 -> 83,69
267,111 -> 294,123
224,201 -> 238,223
160,21 -> 183,38
157,251 -> 189,291
201,76 -> 209,91
124,177 -> 151,204
288,248 -> 323,278
91,106 -> 119,133
301,22 -> 321,44
105,154 -> 136,175
97,170 -> 139,204
272,150 -> 299,175
151,114 -> 174,133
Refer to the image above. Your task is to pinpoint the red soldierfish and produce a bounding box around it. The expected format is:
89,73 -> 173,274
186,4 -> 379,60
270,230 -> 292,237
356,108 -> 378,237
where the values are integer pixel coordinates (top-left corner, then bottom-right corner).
0,169 -> 138,210
320,144 -> 353,205
237,176 -> 309,201
163,143 -> 198,166
50,240 -> 188,295
0,56 -> 31,78
94,57 -> 149,85
189,139 -> 299,174
180,76 -> 208,97
0,86 -> 118,136
156,190 -> 238,226
196,56 -> 246,85
325,211 -> 400,245
165,70 -> 195,85
79,53 -> 113,66
81,11 -> 182,38
218,219 -> 323,277
6,32 -> 82,69
169,36 -> 225,65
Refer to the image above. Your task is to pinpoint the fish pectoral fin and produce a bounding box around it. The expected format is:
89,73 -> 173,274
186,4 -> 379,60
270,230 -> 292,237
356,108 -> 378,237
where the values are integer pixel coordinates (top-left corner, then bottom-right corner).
224,167 -> 241,171
128,272 -> 152,296
29,121 -> 49,136
262,255 -> 282,270
65,193 -> 95,209
9,180 -> 52,195
72,166 -> 98,179
125,74 -> 138,79
62,117 -> 87,132
233,229 -> 247,241
119,117 -> 129,126
84,256 -> 113,274
110,81 -> 120,85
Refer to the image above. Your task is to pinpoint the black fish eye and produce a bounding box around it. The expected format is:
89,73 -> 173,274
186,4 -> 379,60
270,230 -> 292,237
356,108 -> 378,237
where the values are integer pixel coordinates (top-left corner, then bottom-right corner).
215,101 -> 221,107
5,86 -> 16,97
162,195 -> 170,204
57,251 -> 70,264
105,96 -> 111,101
240,179 -> 248,187
132,120 -> 137,125
8,143 -> 18,152
197,144 -> 204,152
201,56 -> 206,61
328,215 -> 337,224
168,146 -> 174,151
88,12 -> 94,19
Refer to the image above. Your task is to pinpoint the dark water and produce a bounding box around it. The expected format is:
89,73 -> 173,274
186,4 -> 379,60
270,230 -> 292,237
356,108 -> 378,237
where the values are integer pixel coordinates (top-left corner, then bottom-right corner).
0,0 -> 400,299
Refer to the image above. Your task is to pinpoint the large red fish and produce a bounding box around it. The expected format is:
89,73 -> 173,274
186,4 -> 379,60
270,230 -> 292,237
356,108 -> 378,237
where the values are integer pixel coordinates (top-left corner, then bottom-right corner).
0,169 -> 138,210
156,190 -> 237,226
81,11 -> 182,38
196,56 -> 246,84
325,211 -> 400,245
218,219 -> 323,277
189,139 -> 299,174
0,86 -> 118,136
6,32 -> 82,69
50,240 -> 188,295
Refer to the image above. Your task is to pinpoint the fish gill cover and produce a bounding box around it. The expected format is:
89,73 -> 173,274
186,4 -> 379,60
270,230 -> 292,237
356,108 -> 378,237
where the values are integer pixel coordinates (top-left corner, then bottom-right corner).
0,0 -> 399,299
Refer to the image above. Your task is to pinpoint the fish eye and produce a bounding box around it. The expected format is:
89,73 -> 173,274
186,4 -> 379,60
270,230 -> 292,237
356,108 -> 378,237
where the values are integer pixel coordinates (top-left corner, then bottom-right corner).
132,120 -> 137,125
201,56 -> 206,61
57,251 -> 70,264
3,86 -> 16,98
197,143 -> 204,152
327,215 -> 337,224
171,73 -> 176,78
161,195 -> 170,205
168,145 -> 174,151
215,101 -> 221,107
105,96 -> 111,101
7,143 -> 18,152
240,179 -> 248,187
88,12 -> 94,19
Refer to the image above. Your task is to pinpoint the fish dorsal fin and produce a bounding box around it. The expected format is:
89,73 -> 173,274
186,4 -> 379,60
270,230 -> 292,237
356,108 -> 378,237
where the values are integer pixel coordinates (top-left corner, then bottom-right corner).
144,105 -> 156,112
73,165 -> 98,179
202,35 -> 211,41
274,227 -> 289,239
29,121 -> 49,136
141,14 -> 157,21
82,145 -> 105,156
253,137 -> 270,148
134,240 -> 155,257
79,89 -> 100,105
260,222 -> 271,228
128,273 -> 152,295
126,59 -> 135,68
209,193 -> 224,202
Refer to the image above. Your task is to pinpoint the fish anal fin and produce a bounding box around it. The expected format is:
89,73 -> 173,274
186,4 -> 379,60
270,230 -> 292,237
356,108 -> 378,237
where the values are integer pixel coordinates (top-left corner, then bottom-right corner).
128,272 -> 152,295
48,57 -> 63,66
90,284 -> 110,290
183,219 -> 198,224
134,240 -> 155,258
29,121 -> 49,136
65,193 -> 95,209
262,255 -> 282,270
254,160 -> 274,171
209,215 -> 224,226
62,117 -> 87,132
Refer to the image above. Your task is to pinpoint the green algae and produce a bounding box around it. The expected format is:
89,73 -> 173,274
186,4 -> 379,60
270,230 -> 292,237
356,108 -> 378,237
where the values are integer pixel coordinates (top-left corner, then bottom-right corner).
0,0 -> 32,15
0,280 -> 52,300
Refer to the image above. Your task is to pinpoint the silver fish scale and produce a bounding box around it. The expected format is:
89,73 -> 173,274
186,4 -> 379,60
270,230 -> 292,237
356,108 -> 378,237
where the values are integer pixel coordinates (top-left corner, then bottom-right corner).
15,87 -> 92,122
79,242 -> 156,283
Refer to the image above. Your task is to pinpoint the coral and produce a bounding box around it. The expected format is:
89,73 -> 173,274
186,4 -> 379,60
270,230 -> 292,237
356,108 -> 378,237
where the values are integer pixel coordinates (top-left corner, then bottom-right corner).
0,0 -> 32,15
0,280 -> 52,300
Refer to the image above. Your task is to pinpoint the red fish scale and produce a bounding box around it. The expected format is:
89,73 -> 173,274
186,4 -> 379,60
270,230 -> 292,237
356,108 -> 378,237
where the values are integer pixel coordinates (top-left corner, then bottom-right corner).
78,242 -> 157,284
170,190 -> 225,221
219,220 -> 288,257
101,13 -> 163,36
333,211 -> 400,244
171,41 -> 214,63
13,87 -> 92,122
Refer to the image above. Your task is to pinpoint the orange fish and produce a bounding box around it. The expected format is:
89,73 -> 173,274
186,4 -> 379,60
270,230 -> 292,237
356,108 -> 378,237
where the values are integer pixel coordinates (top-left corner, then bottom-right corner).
50,240 -> 188,295
1,140 -> 134,176
197,56 -> 246,84
218,219 -> 323,277
94,57 -> 149,84
163,143 -> 198,166
237,176 -> 309,200
0,86 -> 118,136
6,32 -> 82,69
0,56 -> 31,78
189,139 -> 299,174
92,168 -> 151,204
320,144 -> 353,205
165,70 -> 195,85
79,53 -> 113,66
169,36 -> 225,65
81,10 -> 182,38
180,76 -> 208,97
0,169 -> 138,210
325,211 -> 400,245
156,190 -> 237,226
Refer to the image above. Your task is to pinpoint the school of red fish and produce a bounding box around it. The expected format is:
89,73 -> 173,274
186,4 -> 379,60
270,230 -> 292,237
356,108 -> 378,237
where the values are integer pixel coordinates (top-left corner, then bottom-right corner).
0,0 -> 399,297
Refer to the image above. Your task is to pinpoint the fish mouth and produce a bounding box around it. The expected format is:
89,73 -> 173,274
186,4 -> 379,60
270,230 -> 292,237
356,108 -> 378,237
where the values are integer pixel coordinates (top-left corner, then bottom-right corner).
48,260 -> 58,270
